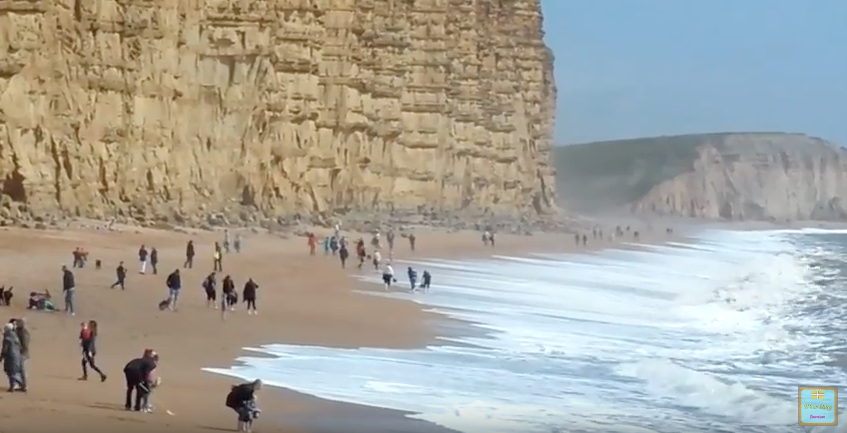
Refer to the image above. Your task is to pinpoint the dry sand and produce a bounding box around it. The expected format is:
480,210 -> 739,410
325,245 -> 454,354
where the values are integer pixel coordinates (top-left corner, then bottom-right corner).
0,220 -> 680,433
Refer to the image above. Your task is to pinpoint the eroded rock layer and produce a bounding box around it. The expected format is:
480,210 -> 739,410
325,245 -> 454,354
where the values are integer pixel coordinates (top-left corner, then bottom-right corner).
0,0 -> 556,222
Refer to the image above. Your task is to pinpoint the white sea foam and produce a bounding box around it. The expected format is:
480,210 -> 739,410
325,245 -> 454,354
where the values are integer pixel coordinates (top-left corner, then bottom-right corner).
205,229 -> 847,433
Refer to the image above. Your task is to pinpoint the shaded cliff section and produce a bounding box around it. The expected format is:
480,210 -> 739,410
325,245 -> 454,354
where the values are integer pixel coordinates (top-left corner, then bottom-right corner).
554,133 -> 847,221
0,0 -> 557,224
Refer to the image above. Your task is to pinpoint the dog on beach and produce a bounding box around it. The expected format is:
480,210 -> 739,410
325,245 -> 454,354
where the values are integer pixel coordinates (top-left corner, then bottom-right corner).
157,298 -> 171,311
0,286 -> 13,306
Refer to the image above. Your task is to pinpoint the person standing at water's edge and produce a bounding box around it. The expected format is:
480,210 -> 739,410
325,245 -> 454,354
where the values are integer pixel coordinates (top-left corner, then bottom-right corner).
225,379 -> 263,433
62,265 -> 76,316
382,262 -> 395,291
79,320 -> 106,382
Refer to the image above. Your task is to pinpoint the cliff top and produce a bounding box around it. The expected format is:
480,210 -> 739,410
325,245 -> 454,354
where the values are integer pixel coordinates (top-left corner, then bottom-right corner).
554,132 -> 843,214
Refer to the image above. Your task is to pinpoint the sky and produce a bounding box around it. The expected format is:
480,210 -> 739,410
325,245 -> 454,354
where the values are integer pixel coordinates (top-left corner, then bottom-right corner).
540,0 -> 847,145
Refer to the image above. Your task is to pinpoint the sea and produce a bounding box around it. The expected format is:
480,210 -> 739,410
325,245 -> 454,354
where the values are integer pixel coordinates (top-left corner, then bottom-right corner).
205,228 -> 847,433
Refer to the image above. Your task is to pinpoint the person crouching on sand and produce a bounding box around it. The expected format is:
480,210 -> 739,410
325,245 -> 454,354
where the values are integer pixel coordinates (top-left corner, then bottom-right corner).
226,379 -> 263,433
382,262 -> 395,291
123,349 -> 157,411
203,271 -> 218,309
79,320 -> 107,382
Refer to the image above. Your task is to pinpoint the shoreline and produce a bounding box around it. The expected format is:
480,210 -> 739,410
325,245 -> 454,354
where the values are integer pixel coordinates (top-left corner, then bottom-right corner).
0,219 -> 679,433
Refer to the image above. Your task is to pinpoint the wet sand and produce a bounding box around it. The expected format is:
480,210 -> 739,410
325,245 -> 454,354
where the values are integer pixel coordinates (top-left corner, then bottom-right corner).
0,220 -> 677,433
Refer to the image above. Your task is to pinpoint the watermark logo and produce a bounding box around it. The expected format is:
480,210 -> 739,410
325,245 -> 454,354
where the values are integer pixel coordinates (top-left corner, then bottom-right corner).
799,387 -> 838,425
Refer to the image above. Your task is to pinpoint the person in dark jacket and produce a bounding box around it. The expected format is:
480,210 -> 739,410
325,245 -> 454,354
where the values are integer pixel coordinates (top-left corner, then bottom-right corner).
243,279 -> 258,315
222,275 -> 236,311
203,272 -> 218,309
138,245 -> 149,274
150,248 -> 159,275
184,240 -> 195,269
111,261 -> 127,290
79,320 -> 106,381
165,270 -> 181,311
123,350 -> 157,411
62,265 -> 76,316
225,379 -> 263,432
14,319 -> 29,390
338,244 -> 349,268
421,270 -> 432,292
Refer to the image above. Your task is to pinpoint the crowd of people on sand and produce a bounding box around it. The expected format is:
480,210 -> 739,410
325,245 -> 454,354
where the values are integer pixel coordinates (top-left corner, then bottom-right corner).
1,223 -> 526,432
1,229 -> 266,432
306,224 -> 437,293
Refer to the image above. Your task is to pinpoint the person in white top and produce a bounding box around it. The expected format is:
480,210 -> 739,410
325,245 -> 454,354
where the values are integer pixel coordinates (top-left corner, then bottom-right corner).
382,263 -> 395,290
372,250 -> 382,271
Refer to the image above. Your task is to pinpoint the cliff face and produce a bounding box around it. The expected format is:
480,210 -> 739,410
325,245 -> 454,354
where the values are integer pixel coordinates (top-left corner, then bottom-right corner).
555,133 -> 847,221
0,0 -> 556,223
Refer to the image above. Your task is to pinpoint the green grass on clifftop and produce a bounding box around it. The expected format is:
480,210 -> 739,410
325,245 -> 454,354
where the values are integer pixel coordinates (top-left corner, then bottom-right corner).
553,133 -> 734,213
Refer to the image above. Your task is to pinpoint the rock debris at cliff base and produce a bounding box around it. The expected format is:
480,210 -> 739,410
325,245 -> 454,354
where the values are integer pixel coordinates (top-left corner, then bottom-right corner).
0,0 -> 557,224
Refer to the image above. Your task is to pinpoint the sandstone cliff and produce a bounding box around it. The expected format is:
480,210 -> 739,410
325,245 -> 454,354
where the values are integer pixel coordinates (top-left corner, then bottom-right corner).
0,0 -> 556,224
554,133 -> 847,221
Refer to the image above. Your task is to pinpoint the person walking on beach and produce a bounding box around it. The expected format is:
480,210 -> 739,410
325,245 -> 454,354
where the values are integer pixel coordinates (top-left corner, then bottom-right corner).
409,232 -> 416,251
339,242 -> 349,268
382,262 -> 395,291
165,269 -> 181,311
213,243 -> 223,272
307,233 -> 317,256
372,250 -> 382,271
356,239 -> 366,269
111,261 -> 127,290
184,240 -> 195,269
222,275 -> 236,311
226,379 -> 263,433
224,230 -> 231,254
12,319 -> 28,391
203,272 -> 218,309
243,278 -> 258,315
581,234 -> 587,247
421,270 -> 431,292
79,320 -> 106,382
386,230 -> 395,252
2,322 -> 24,392
407,267 -> 417,291
123,350 -> 157,411
62,265 -> 76,316
234,233 -> 243,253
150,247 -> 159,275
138,245 -> 149,274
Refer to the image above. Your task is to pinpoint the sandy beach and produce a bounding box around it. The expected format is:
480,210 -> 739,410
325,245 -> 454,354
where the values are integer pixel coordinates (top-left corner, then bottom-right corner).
0,220 -> 678,433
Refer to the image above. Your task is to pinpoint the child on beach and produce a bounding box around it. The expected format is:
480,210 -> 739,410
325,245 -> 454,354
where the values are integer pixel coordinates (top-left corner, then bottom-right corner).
421,270 -> 432,292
